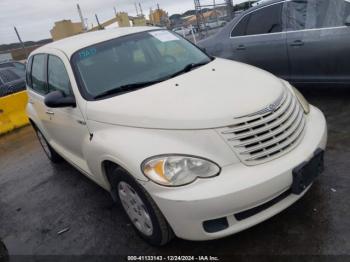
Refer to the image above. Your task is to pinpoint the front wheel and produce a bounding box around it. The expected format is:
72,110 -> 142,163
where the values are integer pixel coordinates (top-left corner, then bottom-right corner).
110,167 -> 174,246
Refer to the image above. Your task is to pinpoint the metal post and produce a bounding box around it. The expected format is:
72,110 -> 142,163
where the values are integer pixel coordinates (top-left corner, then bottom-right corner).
95,14 -> 103,30
190,25 -> 197,45
14,27 -> 28,59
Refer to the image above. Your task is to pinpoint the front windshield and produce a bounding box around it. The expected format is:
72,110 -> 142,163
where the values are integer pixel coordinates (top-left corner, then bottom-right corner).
71,30 -> 211,100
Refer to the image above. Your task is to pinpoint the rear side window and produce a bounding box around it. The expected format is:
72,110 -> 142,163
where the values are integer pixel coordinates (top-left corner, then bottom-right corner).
47,55 -> 72,96
246,3 -> 283,35
31,54 -> 48,95
231,15 -> 250,37
286,0 -> 350,31
26,56 -> 33,87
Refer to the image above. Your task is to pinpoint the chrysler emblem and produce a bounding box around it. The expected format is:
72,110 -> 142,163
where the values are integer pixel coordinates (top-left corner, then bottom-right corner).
268,103 -> 278,112
235,91 -> 285,119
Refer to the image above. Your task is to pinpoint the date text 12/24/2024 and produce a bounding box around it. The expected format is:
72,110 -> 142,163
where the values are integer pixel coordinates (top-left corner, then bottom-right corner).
127,256 -> 220,261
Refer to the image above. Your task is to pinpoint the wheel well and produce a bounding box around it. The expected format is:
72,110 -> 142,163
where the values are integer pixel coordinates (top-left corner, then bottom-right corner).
102,160 -> 122,186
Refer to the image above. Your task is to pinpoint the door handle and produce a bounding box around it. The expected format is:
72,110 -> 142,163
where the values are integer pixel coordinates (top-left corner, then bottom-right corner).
290,40 -> 304,47
28,99 -> 34,105
45,110 -> 54,115
236,44 -> 246,50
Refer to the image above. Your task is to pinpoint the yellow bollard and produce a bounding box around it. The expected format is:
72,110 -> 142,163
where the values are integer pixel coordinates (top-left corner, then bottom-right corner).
0,91 -> 29,135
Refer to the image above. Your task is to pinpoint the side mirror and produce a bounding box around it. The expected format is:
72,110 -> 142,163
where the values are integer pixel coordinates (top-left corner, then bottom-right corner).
44,90 -> 76,108
345,15 -> 350,26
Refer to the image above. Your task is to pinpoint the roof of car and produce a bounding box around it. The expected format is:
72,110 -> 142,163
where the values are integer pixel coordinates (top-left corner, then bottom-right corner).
247,0 -> 283,12
32,26 -> 159,58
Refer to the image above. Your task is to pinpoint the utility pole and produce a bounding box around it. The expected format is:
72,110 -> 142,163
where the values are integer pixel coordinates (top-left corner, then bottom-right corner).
194,0 -> 208,38
213,0 -> 219,25
134,3 -> 139,16
77,4 -> 87,32
138,3 -> 144,17
225,0 -> 234,20
150,8 -> 154,25
13,27 -> 28,59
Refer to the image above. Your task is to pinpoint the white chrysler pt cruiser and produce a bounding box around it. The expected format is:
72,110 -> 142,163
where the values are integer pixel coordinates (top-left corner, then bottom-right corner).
26,27 -> 327,245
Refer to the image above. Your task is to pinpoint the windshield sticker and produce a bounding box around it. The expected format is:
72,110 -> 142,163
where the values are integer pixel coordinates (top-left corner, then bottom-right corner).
79,48 -> 97,59
149,31 -> 179,42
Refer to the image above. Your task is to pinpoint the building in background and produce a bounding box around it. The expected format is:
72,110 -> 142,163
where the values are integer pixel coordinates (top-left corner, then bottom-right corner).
132,17 -> 147,26
50,20 -> 84,41
116,12 -> 131,27
149,7 -> 170,27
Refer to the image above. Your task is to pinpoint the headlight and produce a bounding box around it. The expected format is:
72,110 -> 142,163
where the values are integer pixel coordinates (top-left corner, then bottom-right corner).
141,155 -> 220,186
292,87 -> 310,114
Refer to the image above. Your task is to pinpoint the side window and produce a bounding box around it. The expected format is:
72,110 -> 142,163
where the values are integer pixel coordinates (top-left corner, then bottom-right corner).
285,1 -> 307,31
316,0 -> 350,28
246,3 -> 283,35
286,0 -> 350,31
26,56 -> 33,87
47,55 -> 72,96
231,15 -> 250,37
14,62 -> 26,71
31,54 -> 48,95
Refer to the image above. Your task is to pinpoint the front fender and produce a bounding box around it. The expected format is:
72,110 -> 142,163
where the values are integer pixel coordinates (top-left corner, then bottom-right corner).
84,121 -> 239,190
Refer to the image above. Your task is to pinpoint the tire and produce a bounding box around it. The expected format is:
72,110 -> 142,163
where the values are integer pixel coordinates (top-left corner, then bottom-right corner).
0,239 -> 9,262
33,126 -> 62,163
109,166 -> 174,246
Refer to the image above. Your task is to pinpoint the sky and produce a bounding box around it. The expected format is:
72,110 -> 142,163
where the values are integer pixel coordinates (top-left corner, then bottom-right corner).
0,0 -> 242,45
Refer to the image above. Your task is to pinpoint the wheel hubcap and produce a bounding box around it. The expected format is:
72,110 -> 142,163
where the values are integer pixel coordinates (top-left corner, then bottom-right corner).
37,131 -> 52,158
118,181 -> 153,236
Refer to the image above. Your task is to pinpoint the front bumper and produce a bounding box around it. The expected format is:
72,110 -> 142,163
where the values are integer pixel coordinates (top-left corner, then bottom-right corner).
142,105 -> 327,241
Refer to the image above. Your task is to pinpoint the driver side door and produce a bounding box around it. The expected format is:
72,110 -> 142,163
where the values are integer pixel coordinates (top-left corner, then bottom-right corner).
43,51 -> 90,170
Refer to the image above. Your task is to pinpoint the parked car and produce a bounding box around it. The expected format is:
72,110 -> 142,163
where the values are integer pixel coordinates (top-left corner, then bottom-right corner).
26,27 -> 327,246
204,20 -> 227,29
172,26 -> 192,36
0,60 -> 26,77
198,0 -> 350,85
0,67 -> 26,97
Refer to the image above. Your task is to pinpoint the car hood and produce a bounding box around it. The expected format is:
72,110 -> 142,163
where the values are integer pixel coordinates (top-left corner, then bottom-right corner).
86,58 -> 285,129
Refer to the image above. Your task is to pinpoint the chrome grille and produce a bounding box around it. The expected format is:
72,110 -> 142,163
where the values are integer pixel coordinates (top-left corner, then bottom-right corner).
218,88 -> 306,165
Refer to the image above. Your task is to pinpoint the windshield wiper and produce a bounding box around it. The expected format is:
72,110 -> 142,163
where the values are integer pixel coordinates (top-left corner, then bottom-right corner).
93,79 -> 164,99
169,61 -> 210,78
